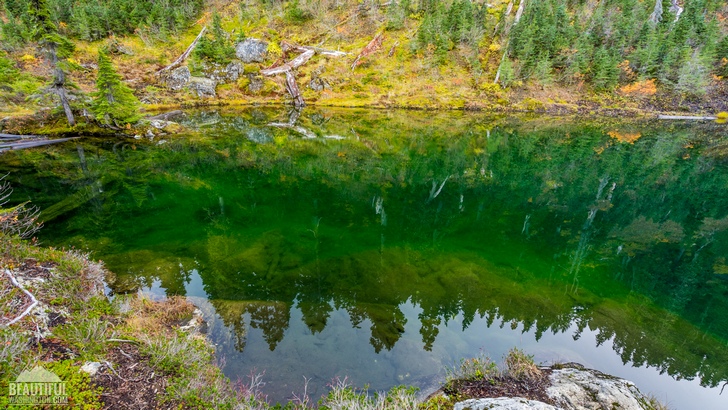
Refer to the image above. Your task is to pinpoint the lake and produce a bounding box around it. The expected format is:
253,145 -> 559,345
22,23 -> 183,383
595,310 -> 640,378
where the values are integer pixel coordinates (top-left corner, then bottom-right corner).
3,108 -> 728,409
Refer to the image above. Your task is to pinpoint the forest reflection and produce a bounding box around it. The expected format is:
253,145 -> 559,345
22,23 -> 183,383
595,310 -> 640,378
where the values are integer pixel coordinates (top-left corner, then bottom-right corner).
3,108 -> 728,388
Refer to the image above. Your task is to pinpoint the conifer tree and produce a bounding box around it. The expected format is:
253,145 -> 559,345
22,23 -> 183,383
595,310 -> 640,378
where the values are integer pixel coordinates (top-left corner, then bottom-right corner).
91,48 -> 140,126
28,0 -> 76,125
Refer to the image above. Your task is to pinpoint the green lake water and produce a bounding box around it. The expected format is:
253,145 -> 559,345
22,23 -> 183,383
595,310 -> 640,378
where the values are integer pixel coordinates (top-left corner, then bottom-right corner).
2,108 -> 728,408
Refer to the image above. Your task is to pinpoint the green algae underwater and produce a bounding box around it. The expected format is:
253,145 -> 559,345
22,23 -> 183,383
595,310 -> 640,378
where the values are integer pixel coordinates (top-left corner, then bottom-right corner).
2,108 -> 728,408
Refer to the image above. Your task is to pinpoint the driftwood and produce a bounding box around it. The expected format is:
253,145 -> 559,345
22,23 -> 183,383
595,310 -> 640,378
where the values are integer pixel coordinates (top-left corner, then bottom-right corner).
281,41 -> 348,57
0,137 -> 79,152
261,49 -> 315,76
3,269 -> 39,327
0,134 -> 42,140
657,115 -> 717,120
351,33 -> 384,71
285,71 -> 305,109
156,26 -> 207,75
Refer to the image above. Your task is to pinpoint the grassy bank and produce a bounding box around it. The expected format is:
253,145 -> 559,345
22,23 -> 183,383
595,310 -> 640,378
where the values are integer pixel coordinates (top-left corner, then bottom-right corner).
3,0 -> 728,129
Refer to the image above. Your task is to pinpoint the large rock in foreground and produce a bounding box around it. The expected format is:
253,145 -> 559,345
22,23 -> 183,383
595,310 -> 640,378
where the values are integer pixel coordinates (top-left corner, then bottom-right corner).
547,364 -> 654,409
455,398 -> 559,410
453,363 -> 659,410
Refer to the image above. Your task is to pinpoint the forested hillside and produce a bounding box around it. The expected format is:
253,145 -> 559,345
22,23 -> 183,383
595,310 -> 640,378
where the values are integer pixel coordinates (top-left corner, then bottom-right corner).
1,0 -> 728,122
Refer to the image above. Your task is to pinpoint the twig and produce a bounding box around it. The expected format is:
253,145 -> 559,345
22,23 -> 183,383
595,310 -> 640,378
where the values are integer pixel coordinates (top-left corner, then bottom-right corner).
102,360 -> 127,381
107,338 -> 140,344
3,269 -> 39,327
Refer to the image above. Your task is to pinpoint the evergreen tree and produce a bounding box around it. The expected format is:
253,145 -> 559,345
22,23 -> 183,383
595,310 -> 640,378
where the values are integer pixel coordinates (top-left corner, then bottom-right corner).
192,13 -> 234,65
28,0 -> 76,125
91,48 -> 140,126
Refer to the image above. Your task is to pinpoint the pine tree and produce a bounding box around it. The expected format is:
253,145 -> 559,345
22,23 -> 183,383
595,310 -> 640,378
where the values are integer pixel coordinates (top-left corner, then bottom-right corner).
91,48 -> 140,126
28,0 -> 76,126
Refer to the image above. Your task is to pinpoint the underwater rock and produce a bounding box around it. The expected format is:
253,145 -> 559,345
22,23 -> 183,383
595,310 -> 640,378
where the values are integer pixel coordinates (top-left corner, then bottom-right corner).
235,38 -> 268,63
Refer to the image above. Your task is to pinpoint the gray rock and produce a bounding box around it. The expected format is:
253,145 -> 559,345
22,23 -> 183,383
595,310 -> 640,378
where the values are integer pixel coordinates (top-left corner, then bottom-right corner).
454,398 -> 559,410
167,66 -> 191,90
188,77 -> 217,98
225,61 -> 244,82
247,74 -> 264,93
309,77 -> 330,91
235,38 -> 268,63
80,362 -> 103,377
547,365 -> 653,410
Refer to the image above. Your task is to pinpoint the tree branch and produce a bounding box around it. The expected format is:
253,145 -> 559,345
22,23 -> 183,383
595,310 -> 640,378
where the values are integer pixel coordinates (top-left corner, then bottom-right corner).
3,269 -> 39,327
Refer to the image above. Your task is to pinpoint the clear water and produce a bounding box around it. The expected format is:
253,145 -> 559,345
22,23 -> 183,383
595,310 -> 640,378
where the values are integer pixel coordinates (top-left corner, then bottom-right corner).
3,108 -> 728,409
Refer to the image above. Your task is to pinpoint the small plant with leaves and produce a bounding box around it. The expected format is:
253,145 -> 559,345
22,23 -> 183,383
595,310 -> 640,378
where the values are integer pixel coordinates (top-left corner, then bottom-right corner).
504,348 -> 541,381
446,353 -> 499,383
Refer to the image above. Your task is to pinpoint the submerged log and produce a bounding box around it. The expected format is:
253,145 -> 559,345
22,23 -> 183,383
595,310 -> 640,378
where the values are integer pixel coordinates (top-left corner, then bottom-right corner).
657,115 -> 717,120
0,134 -> 42,140
0,137 -> 79,152
146,110 -> 185,121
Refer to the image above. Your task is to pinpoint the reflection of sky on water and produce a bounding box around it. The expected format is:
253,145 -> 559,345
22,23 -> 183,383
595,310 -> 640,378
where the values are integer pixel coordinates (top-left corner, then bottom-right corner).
171,270 -> 728,409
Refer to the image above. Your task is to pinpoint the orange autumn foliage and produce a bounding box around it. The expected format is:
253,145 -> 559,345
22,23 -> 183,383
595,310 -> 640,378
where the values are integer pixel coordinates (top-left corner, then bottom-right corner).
619,79 -> 657,97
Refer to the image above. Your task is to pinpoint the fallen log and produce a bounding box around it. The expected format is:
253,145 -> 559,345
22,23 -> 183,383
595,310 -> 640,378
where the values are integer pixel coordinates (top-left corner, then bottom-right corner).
0,133 -> 41,140
156,26 -> 207,76
281,41 -> 348,57
351,33 -> 384,71
285,71 -> 305,109
261,49 -> 315,76
657,115 -> 717,120
0,137 -> 79,151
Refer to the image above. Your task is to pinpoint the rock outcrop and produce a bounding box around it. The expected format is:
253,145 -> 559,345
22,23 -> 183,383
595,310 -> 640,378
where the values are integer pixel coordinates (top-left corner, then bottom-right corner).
455,398 -> 558,410
235,38 -> 268,63
453,364 -> 659,410
547,364 -> 655,410
166,66 -> 191,90
188,77 -> 217,98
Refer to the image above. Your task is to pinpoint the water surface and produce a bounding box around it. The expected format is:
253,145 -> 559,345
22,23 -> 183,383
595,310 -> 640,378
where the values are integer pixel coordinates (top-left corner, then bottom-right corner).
3,109 -> 728,409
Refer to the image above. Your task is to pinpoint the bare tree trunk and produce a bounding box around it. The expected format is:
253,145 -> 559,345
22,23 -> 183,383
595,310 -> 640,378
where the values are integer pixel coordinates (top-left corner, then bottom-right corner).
514,0 -> 526,25
48,43 -> 75,126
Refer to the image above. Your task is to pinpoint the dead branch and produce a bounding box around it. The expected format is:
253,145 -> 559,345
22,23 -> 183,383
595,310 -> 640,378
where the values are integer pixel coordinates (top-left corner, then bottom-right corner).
261,49 -> 315,76
3,269 -> 39,327
351,33 -> 384,71
156,26 -> 207,76
388,41 -> 399,57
